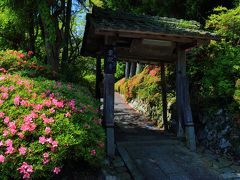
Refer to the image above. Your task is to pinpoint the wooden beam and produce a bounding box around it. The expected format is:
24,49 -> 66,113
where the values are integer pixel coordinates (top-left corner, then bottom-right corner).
117,55 -> 175,64
129,39 -> 176,56
119,58 -> 174,65
95,28 -> 213,43
161,63 -> 168,130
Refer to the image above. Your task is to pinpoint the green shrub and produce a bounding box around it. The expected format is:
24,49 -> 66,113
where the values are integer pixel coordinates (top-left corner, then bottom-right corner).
0,50 -> 105,179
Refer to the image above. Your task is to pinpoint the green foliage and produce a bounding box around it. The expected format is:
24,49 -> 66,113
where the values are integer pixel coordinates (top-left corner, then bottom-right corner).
0,50 -> 105,179
115,62 -> 125,81
234,79 -> 240,105
102,0 -> 235,22
188,42 -> 240,103
0,4 -> 25,49
206,4 -> 240,42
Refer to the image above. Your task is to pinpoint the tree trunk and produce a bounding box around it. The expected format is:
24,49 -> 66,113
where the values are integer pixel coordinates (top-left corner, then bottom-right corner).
28,11 -> 35,52
38,0 -> 60,76
61,0 -> 72,72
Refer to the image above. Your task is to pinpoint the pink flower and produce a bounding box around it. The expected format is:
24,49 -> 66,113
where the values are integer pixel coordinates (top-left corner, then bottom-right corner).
34,104 -> 43,111
8,122 -> 17,135
5,146 -> 14,154
4,116 -> 10,124
14,96 -> 21,106
39,136 -> 46,144
10,128 -> 17,135
3,129 -> 8,136
0,141 -> 3,146
24,115 -> 32,124
0,112 -> 4,118
30,111 -> 38,118
9,86 -> 14,91
29,123 -> 36,132
46,137 -> 53,143
0,76 -> 5,81
19,147 -> 27,155
43,117 -> 54,124
18,132 -> 24,139
52,141 -> 58,148
45,127 -> 51,134
69,99 -> 75,108
17,80 -> 23,85
23,173 -> 30,179
40,113 -> 46,119
65,112 -> 71,117
53,167 -> 61,174
52,99 -> 64,108
0,154 -> 5,163
28,51 -> 34,56
21,100 -> 29,106
49,108 -> 55,113
1,86 -> 8,92
17,162 -> 33,179
17,162 -> 28,173
27,165 -> 33,173
43,152 -> 49,158
17,53 -> 25,59
5,139 -> 13,147
50,93 -> 55,98
43,100 -> 51,107
43,158 -> 49,164
90,149 -> 96,156
21,124 -> 30,131
1,93 -> 8,99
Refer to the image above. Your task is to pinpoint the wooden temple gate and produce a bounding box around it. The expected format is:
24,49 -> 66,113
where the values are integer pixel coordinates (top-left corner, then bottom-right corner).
81,7 -> 217,157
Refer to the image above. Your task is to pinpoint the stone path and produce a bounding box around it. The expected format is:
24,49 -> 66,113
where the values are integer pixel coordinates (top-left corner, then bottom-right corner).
114,92 -> 240,180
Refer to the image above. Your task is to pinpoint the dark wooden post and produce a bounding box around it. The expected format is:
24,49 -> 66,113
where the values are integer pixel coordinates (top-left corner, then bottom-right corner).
95,56 -> 101,100
103,47 -> 116,157
176,51 -> 184,138
177,47 -> 196,151
161,63 -> 168,130
125,61 -> 130,79
129,62 -> 137,77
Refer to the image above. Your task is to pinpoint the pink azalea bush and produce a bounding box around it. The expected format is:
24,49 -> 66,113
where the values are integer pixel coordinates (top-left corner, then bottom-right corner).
0,50 -> 51,78
0,51 -> 105,179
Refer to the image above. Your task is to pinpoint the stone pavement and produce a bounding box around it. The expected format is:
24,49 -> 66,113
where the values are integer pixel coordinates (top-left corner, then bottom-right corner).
113,92 -> 240,180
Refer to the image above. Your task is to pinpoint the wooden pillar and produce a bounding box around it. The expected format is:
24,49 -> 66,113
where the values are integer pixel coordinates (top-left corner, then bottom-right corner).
129,62 -> 137,77
176,53 -> 184,138
103,47 -> 116,157
161,63 -> 168,130
95,56 -> 101,100
136,63 -> 143,74
125,61 -> 130,79
176,47 -> 196,151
